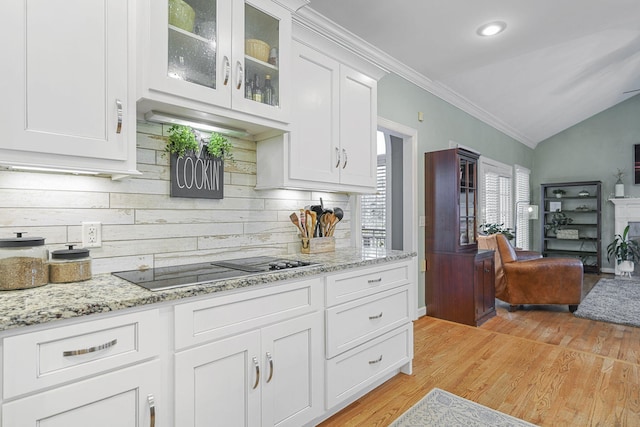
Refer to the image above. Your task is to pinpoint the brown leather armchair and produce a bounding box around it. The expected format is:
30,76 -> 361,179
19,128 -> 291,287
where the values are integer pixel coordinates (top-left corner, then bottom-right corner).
478,234 -> 583,312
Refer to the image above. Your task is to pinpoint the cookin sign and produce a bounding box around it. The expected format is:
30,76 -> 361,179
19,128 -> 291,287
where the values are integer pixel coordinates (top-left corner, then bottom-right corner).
170,152 -> 224,199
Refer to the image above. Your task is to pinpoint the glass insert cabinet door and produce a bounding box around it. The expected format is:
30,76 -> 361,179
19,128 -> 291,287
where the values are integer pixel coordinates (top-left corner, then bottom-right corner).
459,157 -> 477,247
158,0 -> 289,119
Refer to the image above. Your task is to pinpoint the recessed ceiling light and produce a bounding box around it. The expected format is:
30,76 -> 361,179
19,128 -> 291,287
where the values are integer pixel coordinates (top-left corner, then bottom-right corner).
477,21 -> 507,37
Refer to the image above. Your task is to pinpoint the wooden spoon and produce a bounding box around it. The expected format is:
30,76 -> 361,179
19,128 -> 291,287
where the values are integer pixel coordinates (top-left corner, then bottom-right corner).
289,212 -> 304,236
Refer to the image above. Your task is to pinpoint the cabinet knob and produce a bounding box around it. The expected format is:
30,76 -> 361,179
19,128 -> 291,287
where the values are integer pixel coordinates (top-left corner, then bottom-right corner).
252,356 -> 260,389
266,352 -> 274,383
147,395 -> 156,427
115,99 -> 122,134
235,61 -> 243,90
222,56 -> 230,86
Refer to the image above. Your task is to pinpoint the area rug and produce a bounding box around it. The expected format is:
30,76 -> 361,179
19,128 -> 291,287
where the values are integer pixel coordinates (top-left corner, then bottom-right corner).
389,388 -> 537,427
574,277 -> 640,328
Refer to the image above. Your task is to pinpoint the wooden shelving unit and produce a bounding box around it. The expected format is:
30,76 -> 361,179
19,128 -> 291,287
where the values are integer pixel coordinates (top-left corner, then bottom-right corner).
540,181 -> 602,273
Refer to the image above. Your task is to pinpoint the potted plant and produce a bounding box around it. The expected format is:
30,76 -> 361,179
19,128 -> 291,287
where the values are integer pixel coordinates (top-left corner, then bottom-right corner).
544,212 -> 573,235
166,124 -> 199,158
606,225 -> 640,276
478,223 -> 514,240
552,189 -> 566,198
165,125 -> 234,162
205,132 -> 234,162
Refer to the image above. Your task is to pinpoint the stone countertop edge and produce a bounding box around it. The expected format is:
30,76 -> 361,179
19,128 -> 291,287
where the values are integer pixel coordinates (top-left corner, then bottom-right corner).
0,249 -> 416,332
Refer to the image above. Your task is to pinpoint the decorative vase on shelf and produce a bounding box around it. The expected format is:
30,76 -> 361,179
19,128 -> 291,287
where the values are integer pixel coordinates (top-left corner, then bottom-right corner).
614,168 -> 625,198
619,260 -> 634,277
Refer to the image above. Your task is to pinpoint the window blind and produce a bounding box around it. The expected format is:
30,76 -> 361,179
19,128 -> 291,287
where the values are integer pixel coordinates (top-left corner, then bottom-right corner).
361,157 -> 386,253
515,165 -> 531,250
480,157 -> 513,232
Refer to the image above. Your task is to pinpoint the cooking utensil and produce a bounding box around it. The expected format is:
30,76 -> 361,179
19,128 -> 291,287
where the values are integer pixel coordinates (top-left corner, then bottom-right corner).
310,205 -> 323,236
299,209 -> 307,238
309,211 -> 317,238
333,207 -> 344,221
323,213 -> 335,236
289,213 -> 305,236
305,209 -> 314,238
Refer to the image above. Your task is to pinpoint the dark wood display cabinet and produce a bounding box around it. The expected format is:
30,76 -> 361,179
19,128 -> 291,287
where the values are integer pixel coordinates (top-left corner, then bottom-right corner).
424,148 -> 496,326
540,181 -> 601,273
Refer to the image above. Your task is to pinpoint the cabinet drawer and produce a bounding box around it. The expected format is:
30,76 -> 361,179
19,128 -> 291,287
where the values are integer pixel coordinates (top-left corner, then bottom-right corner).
175,277 -> 322,350
3,309 -> 159,399
325,324 -> 413,409
326,285 -> 410,358
326,261 -> 410,306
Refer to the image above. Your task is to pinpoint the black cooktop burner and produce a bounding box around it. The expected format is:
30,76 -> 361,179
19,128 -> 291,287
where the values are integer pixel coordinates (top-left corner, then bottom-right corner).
112,256 -> 317,291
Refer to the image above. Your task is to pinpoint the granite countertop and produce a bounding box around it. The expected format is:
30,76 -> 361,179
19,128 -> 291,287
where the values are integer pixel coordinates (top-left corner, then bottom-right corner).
0,249 -> 416,332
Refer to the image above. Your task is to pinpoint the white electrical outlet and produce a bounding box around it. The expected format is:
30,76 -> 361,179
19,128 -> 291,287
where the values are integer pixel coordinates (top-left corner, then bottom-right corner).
82,222 -> 102,248
419,216 -> 426,227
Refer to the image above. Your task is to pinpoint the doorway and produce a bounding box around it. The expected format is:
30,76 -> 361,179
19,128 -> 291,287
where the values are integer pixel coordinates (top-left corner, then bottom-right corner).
354,118 -> 418,255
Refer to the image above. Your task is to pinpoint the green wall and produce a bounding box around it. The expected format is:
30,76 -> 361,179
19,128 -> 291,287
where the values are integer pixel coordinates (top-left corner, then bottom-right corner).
532,94 -> 640,271
377,73 -> 534,309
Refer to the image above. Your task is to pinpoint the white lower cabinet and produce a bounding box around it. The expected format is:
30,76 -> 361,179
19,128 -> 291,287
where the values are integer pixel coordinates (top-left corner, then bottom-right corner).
322,261 -> 415,418
2,359 -> 160,427
175,311 -> 323,427
0,260 -> 415,427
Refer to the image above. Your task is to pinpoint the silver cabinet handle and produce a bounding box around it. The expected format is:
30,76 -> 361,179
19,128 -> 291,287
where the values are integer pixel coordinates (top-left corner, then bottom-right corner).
252,356 -> 260,389
368,355 -> 383,365
369,312 -> 383,320
335,147 -> 341,168
63,339 -> 117,357
266,352 -> 274,383
115,99 -> 123,134
367,277 -> 382,284
236,61 -> 243,90
148,394 -> 156,427
342,148 -> 348,169
223,56 -> 230,86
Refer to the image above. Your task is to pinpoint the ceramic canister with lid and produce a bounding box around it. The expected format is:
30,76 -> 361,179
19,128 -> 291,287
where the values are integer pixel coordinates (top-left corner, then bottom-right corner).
49,245 -> 92,283
0,232 -> 49,290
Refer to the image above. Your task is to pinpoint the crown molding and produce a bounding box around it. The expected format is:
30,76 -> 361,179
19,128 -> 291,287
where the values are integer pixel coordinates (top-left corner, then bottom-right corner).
294,6 -> 537,149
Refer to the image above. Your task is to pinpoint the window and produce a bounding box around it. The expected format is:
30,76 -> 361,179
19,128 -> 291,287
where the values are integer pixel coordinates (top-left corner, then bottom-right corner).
479,157 -> 513,233
514,165 -> 532,250
361,131 -> 387,255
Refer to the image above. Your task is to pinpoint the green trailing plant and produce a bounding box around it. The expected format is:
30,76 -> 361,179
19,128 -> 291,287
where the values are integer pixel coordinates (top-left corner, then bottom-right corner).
552,189 -> 566,196
166,125 -> 199,158
478,223 -> 514,240
544,212 -> 573,234
606,225 -> 640,264
205,132 -> 234,162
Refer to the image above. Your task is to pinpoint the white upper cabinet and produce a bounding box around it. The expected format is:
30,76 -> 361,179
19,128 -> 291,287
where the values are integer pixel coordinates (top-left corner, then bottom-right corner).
139,0 -> 292,128
256,38 -> 381,193
0,0 -> 138,176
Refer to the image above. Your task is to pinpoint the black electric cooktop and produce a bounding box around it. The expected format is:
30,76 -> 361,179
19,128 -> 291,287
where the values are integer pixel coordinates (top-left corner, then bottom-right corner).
112,256 -> 317,291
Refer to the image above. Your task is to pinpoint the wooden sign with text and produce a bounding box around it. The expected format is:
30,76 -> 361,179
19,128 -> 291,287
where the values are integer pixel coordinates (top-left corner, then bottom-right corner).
170,152 -> 224,199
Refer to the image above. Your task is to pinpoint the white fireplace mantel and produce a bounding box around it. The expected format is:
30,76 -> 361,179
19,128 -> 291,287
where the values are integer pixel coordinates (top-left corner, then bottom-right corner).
610,198 -> 640,275
610,198 -> 640,235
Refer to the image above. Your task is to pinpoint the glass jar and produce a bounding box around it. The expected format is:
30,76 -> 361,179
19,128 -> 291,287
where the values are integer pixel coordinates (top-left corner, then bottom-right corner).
0,232 -> 48,290
49,245 -> 92,283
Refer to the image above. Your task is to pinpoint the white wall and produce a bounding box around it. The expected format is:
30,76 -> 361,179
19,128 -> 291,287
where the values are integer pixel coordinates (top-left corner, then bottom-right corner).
0,121 -> 350,274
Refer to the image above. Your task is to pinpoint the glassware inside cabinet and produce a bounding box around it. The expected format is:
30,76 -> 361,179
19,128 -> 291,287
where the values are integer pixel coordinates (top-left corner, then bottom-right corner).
244,4 -> 280,107
167,0 -> 217,89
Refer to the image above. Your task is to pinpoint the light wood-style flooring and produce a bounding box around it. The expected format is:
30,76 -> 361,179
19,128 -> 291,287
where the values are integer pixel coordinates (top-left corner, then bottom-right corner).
319,274 -> 640,426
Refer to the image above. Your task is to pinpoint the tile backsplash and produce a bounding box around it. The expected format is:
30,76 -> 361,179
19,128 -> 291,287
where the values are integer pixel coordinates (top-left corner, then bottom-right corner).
0,121 -> 350,274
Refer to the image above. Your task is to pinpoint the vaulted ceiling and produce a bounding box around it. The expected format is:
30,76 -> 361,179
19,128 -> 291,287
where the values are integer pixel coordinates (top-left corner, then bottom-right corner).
307,0 -> 640,148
